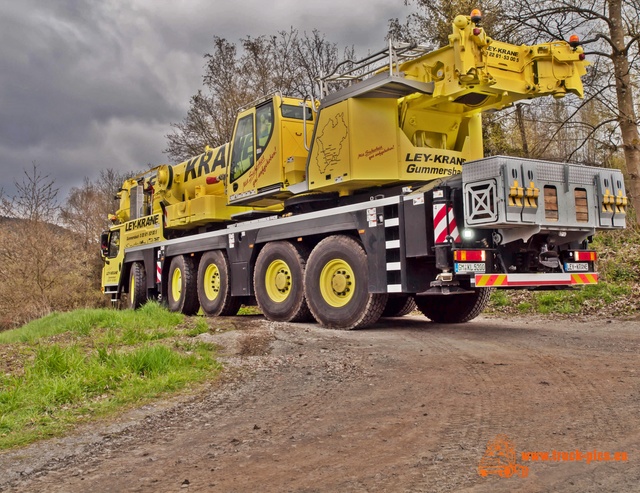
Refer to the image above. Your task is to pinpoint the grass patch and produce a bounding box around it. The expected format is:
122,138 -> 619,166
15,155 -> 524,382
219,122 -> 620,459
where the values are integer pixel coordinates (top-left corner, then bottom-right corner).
0,303 -> 220,450
534,283 -> 631,315
487,282 -> 634,317
0,302 -> 183,344
237,305 -> 262,316
486,225 -> 639,317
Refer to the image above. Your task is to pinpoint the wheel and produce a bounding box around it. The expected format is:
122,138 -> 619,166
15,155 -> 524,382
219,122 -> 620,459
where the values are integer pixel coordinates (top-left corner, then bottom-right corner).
167,255 -> 200,315
501,465 -> 514,478
415,288 -> 491,323
304,235 -> 387,329
381,295 -> 417,317
127,262 -> 147,309
197,250 -> 240,316
254,241 -> 311,322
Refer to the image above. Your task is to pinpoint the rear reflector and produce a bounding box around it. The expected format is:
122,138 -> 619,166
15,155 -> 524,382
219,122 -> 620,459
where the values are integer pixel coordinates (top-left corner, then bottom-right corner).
453,249 -> 486,262
573,251 -> 597,262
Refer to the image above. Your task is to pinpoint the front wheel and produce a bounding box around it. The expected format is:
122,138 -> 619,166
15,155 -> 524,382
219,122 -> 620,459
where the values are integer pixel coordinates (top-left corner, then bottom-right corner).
415,288 -> 491,323
304,235 -> 387,330
127,261 -> 147,309
167,255 -> 200,315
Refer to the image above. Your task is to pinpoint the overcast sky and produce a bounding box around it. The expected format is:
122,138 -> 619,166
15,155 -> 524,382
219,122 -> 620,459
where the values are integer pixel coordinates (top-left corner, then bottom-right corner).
0,0 -> 412,202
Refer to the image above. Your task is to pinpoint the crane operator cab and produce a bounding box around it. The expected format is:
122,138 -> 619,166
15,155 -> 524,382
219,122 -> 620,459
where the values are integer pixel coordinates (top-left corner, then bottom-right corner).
227,94 -> 314,207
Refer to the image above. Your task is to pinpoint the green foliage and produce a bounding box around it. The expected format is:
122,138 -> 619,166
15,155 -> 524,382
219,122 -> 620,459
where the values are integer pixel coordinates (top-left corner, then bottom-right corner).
0,302 -> 182,344
185,318 -> 211,337
488,282 -> 635,317
237,305 -> 262,316
534,284 -> 631,315
0,304 -> 220,449
486,225 -> 639,317
592,226 -> 640,284
489,290 -> 511,307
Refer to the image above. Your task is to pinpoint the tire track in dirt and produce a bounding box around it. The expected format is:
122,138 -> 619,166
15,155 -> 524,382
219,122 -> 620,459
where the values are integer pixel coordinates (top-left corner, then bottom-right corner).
2,316 -> 639,493
395,322 -> 538,492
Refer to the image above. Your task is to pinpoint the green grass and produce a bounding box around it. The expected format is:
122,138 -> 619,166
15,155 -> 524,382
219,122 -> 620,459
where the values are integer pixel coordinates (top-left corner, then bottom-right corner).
486,226 -> 639,317
0,302 -> 183,344
534,283 -> 631,314
237,305 -> 262,316
0,303 -> 220,450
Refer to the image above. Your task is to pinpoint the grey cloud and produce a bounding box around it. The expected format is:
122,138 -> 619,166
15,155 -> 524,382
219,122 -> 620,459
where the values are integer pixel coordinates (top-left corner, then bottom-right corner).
0,0 -> 411,201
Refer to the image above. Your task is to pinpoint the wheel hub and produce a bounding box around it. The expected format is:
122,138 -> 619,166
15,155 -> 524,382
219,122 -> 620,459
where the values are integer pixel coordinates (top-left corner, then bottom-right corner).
320,259 -> 355,307
275,270 -> 290,292
204,264 -> 221,300
331,271 -> 349,294
172,269 -> 182,300
265,260 -> 292,302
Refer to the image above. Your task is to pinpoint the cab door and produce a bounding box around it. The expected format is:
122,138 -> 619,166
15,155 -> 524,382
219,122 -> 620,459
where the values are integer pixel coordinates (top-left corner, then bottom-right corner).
228,100 -> 281,205
228,110 -> 257,203
101,227 -> 125,290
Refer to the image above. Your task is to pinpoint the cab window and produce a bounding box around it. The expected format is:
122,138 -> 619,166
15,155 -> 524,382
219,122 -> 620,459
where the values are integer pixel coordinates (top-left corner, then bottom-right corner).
230,114 -> 255,182
281,104 -> 313,121
108,230 -> 120,258
256,102 -> 274,157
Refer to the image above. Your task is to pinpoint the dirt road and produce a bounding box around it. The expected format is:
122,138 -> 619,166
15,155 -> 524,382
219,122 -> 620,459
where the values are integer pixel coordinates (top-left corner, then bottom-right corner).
1,314 -> 639,492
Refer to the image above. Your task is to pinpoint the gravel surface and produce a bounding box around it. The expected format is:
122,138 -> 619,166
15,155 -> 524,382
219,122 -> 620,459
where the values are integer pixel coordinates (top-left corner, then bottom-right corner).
1,314 -> 639,492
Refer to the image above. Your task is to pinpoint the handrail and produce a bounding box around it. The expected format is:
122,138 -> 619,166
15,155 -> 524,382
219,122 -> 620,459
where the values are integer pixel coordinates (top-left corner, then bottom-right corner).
319,41 -> 433,97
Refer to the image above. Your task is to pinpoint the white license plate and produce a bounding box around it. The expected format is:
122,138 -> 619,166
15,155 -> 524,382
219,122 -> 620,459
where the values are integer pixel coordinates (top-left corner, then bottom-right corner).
565,262 -> 589,272
455,262 -> 486,273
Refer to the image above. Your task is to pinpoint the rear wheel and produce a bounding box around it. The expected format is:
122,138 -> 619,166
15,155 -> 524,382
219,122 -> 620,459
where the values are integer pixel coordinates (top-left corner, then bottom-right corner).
197,250 -> 240,316
381,295 -> 417,317
254,241 -> 311,322
127,262 -> 147,309
304,235 -> 387,329
415,288 -> 491,323
167,255 -> 200,315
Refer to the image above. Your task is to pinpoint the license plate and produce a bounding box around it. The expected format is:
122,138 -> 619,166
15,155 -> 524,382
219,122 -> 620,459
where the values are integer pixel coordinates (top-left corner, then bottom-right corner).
565,262 -> 589,272
455,262 -> 486,273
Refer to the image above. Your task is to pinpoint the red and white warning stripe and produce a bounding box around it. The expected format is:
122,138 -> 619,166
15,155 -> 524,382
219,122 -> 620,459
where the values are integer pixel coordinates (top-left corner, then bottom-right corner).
473,272 -> 599,287
156,260 -> 162,283
433,203 -> 460,244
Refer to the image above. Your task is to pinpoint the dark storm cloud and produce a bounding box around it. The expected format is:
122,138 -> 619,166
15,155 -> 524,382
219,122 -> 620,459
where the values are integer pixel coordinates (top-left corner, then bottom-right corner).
0,2 -> 183,150
0,0 -> 410,200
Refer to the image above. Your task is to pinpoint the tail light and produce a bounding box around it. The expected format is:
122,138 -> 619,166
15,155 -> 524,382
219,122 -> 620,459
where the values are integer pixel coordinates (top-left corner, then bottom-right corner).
572,251 -> 597,262
454,250 -> 486,262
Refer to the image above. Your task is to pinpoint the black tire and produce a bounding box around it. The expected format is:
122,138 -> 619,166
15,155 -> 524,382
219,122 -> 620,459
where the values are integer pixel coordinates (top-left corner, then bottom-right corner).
381,295 -> 417,317
197,250 -> 240,316
127,261 -> 147,309
167,255 -> 200,315
254,241 -> 311,322
304,235 -> 387,330
415,288 -> 491,323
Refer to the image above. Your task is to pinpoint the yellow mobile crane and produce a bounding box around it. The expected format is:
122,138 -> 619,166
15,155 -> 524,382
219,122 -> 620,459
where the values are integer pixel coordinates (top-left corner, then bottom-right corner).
101,11 -> 626,329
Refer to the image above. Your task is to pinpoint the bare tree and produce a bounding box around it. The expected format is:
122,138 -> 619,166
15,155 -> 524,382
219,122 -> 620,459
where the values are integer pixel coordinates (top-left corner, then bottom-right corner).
501,0 -> 640,224
0,162 -> 59,223
0,165 -> 114,329
166,31 -> 352,162
388,0 -> 513,46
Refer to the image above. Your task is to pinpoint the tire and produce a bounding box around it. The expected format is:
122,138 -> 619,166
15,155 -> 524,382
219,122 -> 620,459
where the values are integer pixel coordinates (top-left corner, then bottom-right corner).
381,295 -> 417,317
304,235 -> 387,329
197,250 -> 240,316
415,288 -> 491,323
127,261 -> 147,309
167,255 -> 200,315
254,241 -> 311,322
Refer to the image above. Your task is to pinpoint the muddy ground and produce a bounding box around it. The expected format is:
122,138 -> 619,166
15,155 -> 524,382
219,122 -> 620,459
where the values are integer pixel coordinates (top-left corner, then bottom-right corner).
1,314 -> 639,492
